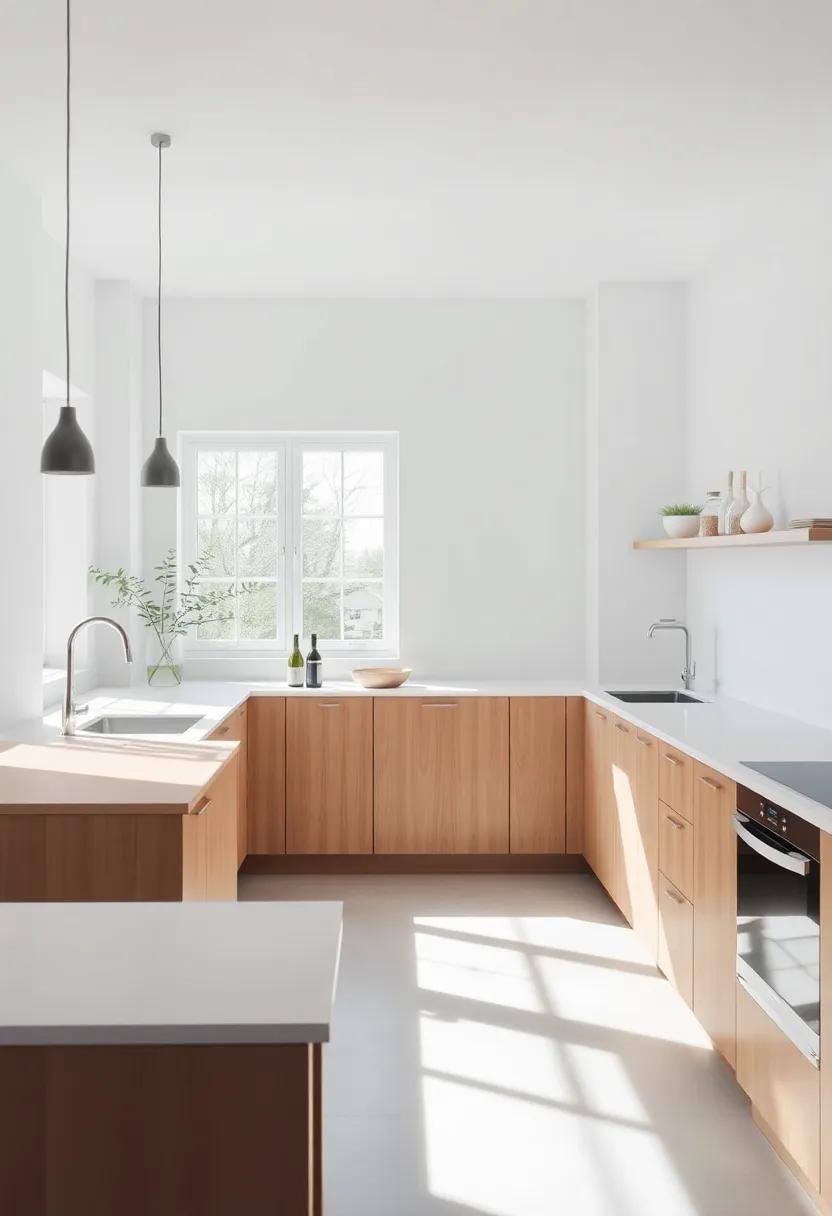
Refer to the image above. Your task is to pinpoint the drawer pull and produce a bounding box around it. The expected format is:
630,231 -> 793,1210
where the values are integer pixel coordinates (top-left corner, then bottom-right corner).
663,753 -> 683,767
215,724 -> 231,735
595,710 -> 607,721
636,736 -> 652,747
422,702 -> 458,709
319,703 -> 342,709
614,722 -> 629,733
665,886 -> 685,906
191,796 -> 211,817
698,775 -> 722,791
664,814 -> 686,831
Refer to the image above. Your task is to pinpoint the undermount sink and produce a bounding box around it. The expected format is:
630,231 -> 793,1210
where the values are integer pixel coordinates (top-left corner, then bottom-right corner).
80,714 -> 203,735
606,690 -> 704,705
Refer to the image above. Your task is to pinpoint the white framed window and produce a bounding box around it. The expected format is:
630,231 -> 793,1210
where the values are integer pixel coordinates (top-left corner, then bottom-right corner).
180,433 -> 398,657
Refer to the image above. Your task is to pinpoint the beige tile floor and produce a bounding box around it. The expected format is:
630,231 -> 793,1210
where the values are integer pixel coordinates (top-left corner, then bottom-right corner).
240,872 -> 819,1216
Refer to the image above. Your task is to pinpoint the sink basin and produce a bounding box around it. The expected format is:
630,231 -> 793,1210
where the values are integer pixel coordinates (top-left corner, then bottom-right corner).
80,714 -> 203,735
606,691 -> 703,705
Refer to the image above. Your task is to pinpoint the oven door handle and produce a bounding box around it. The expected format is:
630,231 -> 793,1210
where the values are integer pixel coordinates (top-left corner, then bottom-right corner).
732,813 -> 811,876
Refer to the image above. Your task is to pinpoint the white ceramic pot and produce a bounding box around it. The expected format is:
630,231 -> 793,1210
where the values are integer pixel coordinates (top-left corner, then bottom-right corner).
662,515 -> 701,539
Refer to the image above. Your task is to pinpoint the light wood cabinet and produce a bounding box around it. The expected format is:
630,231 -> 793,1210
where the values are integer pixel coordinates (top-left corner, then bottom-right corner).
247,697 -> 286,855
631,728 -> 659,957
658,744 -> 694,823
658,803 -> 694,901
209,703 -> 248,869
583,702 -> 613,889
286,698 -> 373,855
737,980 -> 819,1189
657,875 -> 693,1005
509,698 -> 565,853
182,756 -> 238,900
610,717 -> 636,921
374,698 -> 509,854
692,761 -> 737,1068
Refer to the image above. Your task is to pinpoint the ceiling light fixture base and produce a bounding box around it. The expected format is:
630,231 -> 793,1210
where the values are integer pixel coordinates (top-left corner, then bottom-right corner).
150,132 -> 171,149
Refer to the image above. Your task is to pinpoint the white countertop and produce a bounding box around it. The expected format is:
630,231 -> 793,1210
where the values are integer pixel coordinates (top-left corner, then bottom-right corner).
8,676 -> 832,832
0,901 -> 342,1046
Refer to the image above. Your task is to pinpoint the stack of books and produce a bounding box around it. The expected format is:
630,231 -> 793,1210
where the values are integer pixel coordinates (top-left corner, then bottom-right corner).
789,518 -> 832,528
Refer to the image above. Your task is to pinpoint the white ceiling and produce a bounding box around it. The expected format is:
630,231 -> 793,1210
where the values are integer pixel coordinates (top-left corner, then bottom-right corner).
2,0 -> 832,297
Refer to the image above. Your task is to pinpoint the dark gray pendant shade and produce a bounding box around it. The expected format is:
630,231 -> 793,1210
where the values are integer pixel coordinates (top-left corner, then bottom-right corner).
41,405 -> 95,475
140,436 -> 180,487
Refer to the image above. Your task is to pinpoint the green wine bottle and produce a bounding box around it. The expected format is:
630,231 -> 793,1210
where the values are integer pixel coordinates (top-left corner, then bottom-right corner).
287,634 -> 304,688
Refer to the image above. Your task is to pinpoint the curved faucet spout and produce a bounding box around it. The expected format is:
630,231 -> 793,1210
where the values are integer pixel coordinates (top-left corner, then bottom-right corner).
647,618 -> 696,691
63,616 -> 133,735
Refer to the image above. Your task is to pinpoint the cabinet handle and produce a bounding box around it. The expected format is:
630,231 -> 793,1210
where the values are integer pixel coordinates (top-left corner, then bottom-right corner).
319,703 -> 341,709
191,796 -> 211,817
663,753 -> 683,767
698,775 -> 722,791
665,886 -> 685,906
595,710 -> 607,721
664,814 -> 686,831
422,702 -> 458,709
215,724 -> 230,735
636,736 -> 652,747
614,722 -> 629,733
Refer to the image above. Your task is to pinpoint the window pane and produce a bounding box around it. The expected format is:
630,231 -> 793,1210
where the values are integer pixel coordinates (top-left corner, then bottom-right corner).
343,581 -> 383,640
303,581 -> 341,639
197,452 -> 236,515
238,519 -> 278,578
198,519 -> 235,577
238,451 -> 277,515
303,519 -> 342,578
344,518 -> 383,578
194,579 -> 236,641
344,451 -> 383,515
239,583 -> 278,640
303,451 -> 341,515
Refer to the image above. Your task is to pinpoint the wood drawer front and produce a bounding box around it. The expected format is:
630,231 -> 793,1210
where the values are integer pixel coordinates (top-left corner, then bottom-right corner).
658,745 -> 693,823
374,697 -> 509,854
658,803 -> 694,901
736,980 -> 819,1189
208,703 -> 247,743
657,874 -> 693,1006
286,698 -> 373,855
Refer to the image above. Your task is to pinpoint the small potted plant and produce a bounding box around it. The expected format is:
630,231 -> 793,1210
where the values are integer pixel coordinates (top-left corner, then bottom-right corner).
90,549 -> 251,686
659,503 -> 703,539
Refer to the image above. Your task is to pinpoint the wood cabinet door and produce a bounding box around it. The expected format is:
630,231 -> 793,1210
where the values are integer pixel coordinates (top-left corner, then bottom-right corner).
631,729 -> 659,958
181,758 -> 238,901
374,698 -> 509,854
611,717 -> 637,922
657,876 -> 693,1006
584,703 -> 613,889
286,698 -> 373,855
692,761 -> 737,1067
509,697 -> 565,853
209,704 -> 248,869
247,698 -> 286,855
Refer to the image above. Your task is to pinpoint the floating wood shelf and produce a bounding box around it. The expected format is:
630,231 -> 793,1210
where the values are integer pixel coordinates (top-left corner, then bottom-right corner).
633,527 -> 832,550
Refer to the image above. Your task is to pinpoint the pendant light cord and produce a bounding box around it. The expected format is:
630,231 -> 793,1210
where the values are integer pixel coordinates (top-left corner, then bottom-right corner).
64,0 -> 71,409
157,140 -> 163,436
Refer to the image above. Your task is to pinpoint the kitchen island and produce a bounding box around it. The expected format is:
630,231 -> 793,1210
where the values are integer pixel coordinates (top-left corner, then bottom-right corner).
0,899 -> 342,1216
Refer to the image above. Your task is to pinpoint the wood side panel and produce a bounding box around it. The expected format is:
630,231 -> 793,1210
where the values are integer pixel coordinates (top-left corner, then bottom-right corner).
0,1043 -> 316,1216
658,802 -> 694,901
820,830 -> 832,1204
0,816 -> 47,900
565,696 -> 584,853
286,698 -> 373,855
633,729 -> 659,960
737,980 -> 820,1189
692,761 -> 737,1068
611,716 -> 637,923
508,697 -> 565,854
208,704 -> 248,869
247,698 -> 286,855
204,758 -> 238,900
374,698 -> 509,854
181,813 -> 207,901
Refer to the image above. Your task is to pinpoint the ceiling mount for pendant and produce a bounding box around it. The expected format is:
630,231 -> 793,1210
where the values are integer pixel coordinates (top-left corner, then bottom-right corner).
141,130 -> 180,488
41,0 -> 95,475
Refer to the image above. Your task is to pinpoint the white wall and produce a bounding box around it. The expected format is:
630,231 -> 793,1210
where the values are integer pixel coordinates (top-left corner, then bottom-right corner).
142,299 -> 586,681
687,229 -> 832,728
0,168 -> 43,724
588,284 -> 689,687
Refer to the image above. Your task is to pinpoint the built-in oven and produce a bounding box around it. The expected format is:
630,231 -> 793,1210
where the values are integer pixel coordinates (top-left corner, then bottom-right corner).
734,785 -> 820,1067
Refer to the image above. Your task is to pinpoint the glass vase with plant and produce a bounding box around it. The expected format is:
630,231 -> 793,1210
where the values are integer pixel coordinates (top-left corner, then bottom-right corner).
89,549 -> 248,686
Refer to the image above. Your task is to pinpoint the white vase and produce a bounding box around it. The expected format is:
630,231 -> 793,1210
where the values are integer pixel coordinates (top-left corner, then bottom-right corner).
662,515 -> 701,539
740,489 -> 774,534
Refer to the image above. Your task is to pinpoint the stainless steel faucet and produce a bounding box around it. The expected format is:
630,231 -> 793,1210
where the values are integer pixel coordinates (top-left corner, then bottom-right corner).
63,617 -> 133,735
648,618 -> 696,691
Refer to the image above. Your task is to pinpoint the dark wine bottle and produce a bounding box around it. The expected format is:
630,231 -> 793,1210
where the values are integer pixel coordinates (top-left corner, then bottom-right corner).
306,634 -> 322,689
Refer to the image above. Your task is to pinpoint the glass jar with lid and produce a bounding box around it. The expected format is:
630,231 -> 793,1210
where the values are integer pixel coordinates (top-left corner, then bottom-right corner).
699,490 -> 721,537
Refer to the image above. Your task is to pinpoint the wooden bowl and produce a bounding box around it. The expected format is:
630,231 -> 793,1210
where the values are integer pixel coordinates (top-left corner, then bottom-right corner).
351,667 -> 413,690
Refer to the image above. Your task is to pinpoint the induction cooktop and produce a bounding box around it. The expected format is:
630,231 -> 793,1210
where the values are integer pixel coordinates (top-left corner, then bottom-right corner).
742,760 -> 832,810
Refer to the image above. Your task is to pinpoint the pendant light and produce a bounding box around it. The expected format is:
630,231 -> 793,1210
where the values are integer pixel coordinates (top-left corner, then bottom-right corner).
141,132 -> 180,487
41,0 -> 95,475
